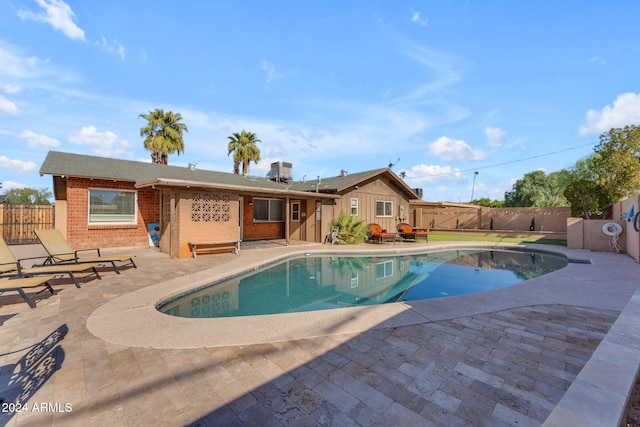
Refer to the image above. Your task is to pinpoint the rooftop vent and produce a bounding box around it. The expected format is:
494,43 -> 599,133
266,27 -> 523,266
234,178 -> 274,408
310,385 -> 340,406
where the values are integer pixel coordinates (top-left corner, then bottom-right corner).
270,161 -> 293,183
340,169 -> 348,176
188,162 -> 197,170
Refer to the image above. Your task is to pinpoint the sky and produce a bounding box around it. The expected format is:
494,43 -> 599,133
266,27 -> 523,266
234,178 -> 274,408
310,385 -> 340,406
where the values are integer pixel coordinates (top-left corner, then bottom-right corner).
1,1 -> 640,203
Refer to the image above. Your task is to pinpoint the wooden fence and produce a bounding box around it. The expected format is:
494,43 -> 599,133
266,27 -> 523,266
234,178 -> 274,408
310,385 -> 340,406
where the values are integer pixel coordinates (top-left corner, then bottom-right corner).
0,204 -> 54,244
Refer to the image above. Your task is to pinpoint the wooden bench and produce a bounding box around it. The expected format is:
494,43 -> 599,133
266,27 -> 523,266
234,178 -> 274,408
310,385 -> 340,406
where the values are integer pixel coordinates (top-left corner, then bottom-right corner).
189,240 -> 241,258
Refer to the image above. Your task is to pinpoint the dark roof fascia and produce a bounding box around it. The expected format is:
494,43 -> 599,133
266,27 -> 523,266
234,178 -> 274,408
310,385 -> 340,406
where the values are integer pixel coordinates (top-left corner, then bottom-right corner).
329,168 -> 419,199
136,178 -> 339,199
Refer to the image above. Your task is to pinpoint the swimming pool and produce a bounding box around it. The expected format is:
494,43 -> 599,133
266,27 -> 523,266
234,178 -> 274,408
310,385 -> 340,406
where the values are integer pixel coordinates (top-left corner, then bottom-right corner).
158,247 -> 569,319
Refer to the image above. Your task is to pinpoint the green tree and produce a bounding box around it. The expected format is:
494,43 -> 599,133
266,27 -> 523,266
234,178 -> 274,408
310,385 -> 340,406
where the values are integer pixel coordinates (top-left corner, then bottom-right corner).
504,170 -> 569,207
328,211 -> 368,244
471,198 -> 504,207
139,109 -> 189,165
227,130 -> 261,175
2,187 -> 52,204
590,125 -> 640,202
563,179 -> 612,218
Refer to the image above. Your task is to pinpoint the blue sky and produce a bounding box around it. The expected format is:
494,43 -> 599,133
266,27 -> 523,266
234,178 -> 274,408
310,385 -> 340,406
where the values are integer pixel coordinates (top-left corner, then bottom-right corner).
1,1 -> 640,203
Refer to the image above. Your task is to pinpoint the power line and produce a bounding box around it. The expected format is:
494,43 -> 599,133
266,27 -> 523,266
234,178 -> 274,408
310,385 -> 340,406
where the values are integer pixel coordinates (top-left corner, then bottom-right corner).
409,141 -> 596,177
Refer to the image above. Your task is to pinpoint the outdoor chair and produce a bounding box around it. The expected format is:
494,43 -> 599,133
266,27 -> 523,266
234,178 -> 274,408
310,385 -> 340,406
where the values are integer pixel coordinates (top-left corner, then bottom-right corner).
34,229 -> 137,274
324,227 -> 340,245
367,224 -> 397,244
0,236 -> 102,287
0,275 -> 56,308
397,223 -> 429,242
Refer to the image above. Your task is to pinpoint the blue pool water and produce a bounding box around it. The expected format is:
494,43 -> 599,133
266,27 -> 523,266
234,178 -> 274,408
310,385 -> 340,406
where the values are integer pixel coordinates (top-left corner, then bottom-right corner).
158,248 -> 569,318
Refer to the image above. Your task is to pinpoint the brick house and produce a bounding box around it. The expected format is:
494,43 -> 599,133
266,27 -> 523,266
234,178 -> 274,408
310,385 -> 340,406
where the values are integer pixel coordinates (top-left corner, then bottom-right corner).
40,151 -> 419,258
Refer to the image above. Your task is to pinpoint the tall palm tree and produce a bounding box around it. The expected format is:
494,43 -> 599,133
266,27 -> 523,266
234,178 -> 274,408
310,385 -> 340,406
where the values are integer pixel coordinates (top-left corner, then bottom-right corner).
139,109 -> 189,164
227,130 -> 261,175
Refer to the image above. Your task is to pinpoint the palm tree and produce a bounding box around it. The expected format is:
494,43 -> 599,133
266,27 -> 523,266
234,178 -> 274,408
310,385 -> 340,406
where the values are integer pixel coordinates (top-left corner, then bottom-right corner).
227,130 -> 261,175
139,109 -> 189,164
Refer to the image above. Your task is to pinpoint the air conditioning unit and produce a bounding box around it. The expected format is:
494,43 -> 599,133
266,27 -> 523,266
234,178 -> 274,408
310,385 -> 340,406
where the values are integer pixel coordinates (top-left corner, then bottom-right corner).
270,161 -> 293,183
412,188 -> 423,199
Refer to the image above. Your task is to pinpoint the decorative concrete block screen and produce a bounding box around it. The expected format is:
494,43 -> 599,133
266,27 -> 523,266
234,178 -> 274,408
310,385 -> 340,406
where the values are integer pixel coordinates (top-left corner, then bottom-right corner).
191,192 -> 231,222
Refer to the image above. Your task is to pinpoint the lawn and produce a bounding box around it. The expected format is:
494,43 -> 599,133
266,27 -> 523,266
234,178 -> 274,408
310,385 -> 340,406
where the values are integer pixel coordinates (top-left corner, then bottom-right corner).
428,233 -> 567,246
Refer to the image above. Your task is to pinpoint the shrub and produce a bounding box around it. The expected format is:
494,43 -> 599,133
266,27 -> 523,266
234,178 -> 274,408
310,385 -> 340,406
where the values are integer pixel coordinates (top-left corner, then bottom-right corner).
329,212 -> 368,244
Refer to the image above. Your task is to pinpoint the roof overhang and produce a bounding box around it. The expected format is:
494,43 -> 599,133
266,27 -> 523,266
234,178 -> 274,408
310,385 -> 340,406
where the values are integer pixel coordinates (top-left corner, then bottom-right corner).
136,178 -> 340,199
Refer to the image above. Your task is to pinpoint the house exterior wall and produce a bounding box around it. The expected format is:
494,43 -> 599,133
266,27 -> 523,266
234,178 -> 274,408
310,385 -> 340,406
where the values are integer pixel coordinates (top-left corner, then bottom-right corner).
241,196 -> 285,241
63,177 -> 159,250
174,189 -> 240,258
335,176 -> 411,233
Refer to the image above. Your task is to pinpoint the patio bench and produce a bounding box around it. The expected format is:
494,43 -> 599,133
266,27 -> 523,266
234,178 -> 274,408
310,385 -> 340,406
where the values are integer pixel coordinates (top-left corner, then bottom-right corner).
189,240 -> 241,258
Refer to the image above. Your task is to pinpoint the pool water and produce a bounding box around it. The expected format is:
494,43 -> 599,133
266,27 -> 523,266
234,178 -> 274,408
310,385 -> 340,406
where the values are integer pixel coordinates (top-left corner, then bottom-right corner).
158,248 -> 568,318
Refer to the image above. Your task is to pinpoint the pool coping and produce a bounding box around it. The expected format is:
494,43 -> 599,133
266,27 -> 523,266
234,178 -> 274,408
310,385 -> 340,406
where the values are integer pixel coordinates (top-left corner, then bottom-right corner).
86,242 -> 611,349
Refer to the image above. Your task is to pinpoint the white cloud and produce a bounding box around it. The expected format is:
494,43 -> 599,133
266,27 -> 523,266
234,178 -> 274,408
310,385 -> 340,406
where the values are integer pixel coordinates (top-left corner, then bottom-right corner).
0,95 -> 19,115
404,164 -> 465,185
410,10 -> 428,27
0,156 -> 38,173
69,126 -> 131,156
20,130 -> 61,149
579,92 -> 640,136
2,83 -> 20,94
428,136 -> 487,162
261,60 -> 283,84
96,36 -> 126,60
485,127 -> 506,148
0,180 -> 29,190
18,0 -> 85,41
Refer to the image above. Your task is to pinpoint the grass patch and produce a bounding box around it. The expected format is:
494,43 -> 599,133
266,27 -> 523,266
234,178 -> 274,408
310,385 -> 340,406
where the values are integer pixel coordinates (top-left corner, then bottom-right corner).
428,233 -> 567,246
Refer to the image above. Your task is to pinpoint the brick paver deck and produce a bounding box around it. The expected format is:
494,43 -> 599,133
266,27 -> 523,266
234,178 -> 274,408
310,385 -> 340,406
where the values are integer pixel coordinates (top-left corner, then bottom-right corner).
0,242 -> 636,426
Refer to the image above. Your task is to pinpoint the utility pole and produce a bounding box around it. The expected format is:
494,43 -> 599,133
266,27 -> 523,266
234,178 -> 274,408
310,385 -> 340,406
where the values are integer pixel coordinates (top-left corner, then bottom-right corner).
470,171 -> 478,203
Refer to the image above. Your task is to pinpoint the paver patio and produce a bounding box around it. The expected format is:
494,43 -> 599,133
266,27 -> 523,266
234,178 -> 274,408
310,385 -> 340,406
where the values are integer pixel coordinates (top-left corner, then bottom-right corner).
0,241 -> 638,426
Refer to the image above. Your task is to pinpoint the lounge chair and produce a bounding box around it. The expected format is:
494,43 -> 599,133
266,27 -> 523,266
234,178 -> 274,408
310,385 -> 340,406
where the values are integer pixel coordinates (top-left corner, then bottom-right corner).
397,223 -> 429,242
0,276 -> 56,308
0,236 -> 101,288
367,224 -> 397,244
34,229 -> 137,274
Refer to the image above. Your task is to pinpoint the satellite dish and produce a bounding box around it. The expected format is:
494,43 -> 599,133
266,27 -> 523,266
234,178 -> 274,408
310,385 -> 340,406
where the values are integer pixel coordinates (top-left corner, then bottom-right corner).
388,157 -> 400,168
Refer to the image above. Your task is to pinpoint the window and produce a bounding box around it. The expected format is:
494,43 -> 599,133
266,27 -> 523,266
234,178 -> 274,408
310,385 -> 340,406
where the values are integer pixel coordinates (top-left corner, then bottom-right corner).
350,198 -> 358,216
376,200 -> 393,217
88,189 -> 136,224
291,202 -> 300,221
376,260 -> 393,279
254,198 -> 284,222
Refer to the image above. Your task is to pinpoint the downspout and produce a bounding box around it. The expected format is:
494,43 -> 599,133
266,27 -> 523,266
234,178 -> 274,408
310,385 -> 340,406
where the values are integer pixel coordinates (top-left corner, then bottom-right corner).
285,197 -> 290,245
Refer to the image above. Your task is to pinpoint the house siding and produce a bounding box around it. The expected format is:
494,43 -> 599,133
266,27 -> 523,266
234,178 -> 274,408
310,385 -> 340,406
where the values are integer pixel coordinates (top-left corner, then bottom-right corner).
64,177 -> 159,250
334,176 -> 411,232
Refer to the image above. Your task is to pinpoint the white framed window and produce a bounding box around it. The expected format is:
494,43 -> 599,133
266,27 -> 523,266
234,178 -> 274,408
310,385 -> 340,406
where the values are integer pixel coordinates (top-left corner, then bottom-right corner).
291,202 -> 300,222
350,198 -> 358,216
376,260 -> 393,279
88,188 -> 137,224
350,270 -> 359,288
254,198 -> 285,222
376,200 -> 393,217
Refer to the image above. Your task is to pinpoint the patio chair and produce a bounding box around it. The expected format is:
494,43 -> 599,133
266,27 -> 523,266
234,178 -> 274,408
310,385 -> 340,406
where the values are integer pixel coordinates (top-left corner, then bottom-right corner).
367,224 -> 397,244
397,223 -> 429,242
324,227 -> 340,245
34,229 -> 137,274
0,236 -> 102,288
0,275 -> 56,308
